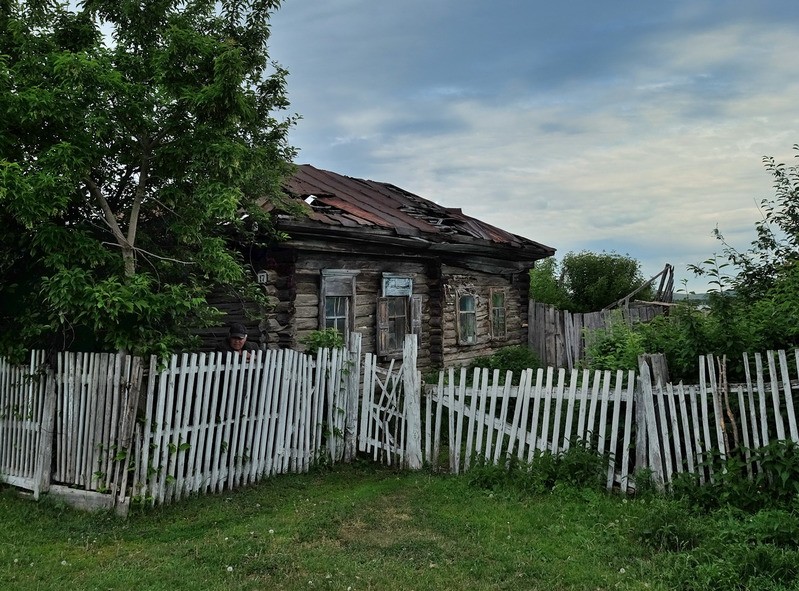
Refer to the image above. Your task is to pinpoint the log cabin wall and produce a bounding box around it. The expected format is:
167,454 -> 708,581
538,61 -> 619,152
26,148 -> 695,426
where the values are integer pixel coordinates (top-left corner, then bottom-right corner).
439,263 -> 529,368
260,249 -> 437,372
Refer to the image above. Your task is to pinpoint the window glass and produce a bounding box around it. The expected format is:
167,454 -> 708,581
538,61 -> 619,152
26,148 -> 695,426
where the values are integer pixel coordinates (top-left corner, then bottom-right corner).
325,296 -> 348,335
387,296 -> 408,351
491,289 -> 507,339
458,294 -> 476,344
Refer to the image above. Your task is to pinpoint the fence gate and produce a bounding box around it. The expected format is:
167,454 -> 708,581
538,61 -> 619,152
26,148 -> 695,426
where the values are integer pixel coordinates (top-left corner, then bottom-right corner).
357,335 -> 422,468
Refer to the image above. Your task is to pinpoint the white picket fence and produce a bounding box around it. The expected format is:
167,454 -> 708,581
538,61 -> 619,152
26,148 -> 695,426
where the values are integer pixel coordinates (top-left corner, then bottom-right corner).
423,366 -> 637,490
422,349 -> 799,492
2,340 -> 799,511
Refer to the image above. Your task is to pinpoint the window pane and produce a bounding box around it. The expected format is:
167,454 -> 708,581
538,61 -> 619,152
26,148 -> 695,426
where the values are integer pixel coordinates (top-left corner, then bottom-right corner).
491,291 -> 506,338
458,294 -> 476,344
387,296 -> 407,351
325,296 -> 348,335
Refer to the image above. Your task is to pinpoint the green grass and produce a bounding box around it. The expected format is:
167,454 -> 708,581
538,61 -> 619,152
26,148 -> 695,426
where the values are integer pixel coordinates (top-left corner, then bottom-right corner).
1,461 -> 796,590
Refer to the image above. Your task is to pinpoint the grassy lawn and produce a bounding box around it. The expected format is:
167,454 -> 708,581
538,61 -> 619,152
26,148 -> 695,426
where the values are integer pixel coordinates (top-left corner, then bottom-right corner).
1,462 -> 661,591
2,460 -> 798,590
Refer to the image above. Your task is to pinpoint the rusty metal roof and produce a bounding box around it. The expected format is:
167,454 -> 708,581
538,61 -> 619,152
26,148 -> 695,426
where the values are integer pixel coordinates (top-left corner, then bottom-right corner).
278,164 -> 555,260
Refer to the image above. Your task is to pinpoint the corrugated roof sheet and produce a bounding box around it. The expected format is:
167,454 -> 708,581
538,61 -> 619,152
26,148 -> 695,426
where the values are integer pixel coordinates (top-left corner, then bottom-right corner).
280,164 -> 555,257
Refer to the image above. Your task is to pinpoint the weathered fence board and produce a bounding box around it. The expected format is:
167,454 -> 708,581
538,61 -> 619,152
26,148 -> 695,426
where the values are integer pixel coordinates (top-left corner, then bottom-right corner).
3,343 -> 799,510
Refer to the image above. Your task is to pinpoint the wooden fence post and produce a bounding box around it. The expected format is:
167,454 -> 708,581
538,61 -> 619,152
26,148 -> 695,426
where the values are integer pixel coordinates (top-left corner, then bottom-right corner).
637,359 -> 665,491
34,362 -> 56,500
403,335 -> 422,469
343,333 -> 362,462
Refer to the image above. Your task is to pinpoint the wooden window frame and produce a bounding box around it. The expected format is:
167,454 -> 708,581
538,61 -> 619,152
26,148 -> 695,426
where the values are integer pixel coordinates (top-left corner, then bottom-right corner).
377,274 -> 421,358
319,269 -> 359,341
489,287 -> 508,340
456,291 -> 477,345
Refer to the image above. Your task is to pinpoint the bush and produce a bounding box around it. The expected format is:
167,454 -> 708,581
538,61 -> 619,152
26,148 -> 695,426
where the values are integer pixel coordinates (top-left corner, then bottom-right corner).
466,444 -> 608,495
582,311 -> 644,371
300,328 -> 345,356
671,442 -> 799,513
466,346 -> 542,385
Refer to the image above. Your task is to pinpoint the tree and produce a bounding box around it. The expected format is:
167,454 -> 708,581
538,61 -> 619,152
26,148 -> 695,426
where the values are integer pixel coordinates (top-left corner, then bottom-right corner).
695,144 -> 799,301
530,251 -> 650,313
0,0 -> 296,358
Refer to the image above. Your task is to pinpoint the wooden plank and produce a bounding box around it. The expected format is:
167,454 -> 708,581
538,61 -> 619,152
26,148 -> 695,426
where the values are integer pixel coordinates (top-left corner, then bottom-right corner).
605,370 -> 624,490
551,369 -> 567,454
687,385 -> 705,485
561,369 -> 578,451
665,382 -> 683,474
483,370 -> 500,461
752,353 -> 769,445
513,369 -> 532,460
249,350 -> 271,481
676,383 -> 694,474
473,369 -> 492,460
638,362 -> 664,490
742,353 -> 762,452
403,335 -> 422,470
596,371 -> 611,456
736,384 -> 753,478
706,355 -> 727,461
264,349 -> 285,477
432,372 -> 445,469
654,380 -> 674,485
186,353 -> 209,492
453,368 -> 467,473
540,367 -> 556,453
619,370 -> 635,494
205,352 -> 226,492
780,350 -> 798,442
135,355 -> 157,503
583,370 -> 599,444
524,368 -> 545,462
766,351 -> 785,440
463,369 -> 481,470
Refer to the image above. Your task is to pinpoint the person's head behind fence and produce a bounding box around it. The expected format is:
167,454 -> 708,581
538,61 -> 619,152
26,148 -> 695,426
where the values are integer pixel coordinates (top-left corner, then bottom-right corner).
228,323 -> 248,339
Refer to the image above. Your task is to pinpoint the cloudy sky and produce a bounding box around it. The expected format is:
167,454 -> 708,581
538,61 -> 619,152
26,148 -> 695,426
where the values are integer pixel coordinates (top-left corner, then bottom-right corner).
266,0 -> 799,292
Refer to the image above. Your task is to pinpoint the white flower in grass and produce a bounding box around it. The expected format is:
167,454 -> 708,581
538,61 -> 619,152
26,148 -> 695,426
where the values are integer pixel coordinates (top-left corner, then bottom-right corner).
268,529 -> 275,535
619,567 -> 626,574
60,560 -> 68,566
226,566 -> 234,572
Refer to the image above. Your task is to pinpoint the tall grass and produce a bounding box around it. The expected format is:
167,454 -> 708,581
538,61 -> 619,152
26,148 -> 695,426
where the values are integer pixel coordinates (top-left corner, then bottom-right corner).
1,453 -> 798,591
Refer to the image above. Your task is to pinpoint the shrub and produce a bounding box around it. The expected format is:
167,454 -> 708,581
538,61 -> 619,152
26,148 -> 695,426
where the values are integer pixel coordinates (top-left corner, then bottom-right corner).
466,444 -> 607,495
466,346 -> 542,385
582,311 -> 644,371
300,328 -> 345,356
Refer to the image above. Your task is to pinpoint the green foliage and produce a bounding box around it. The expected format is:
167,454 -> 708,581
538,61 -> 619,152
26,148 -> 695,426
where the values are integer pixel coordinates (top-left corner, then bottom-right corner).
300,328 -> 345,356
562,250 -> 651,312
635,502 -> 799,591
662,145 -> 799,371
582,311 -> 645,371
529,251 -> 651,312
634,498 -> 702,552
466,345 -> 542,384
529,257 -> 570,308
670,442 -> 799,513
0,0 -> 296,356
466,444 -> 608,495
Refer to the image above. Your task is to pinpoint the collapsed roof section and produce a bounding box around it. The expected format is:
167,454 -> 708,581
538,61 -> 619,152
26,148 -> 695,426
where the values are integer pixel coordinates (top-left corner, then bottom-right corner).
273,164 -> 555,268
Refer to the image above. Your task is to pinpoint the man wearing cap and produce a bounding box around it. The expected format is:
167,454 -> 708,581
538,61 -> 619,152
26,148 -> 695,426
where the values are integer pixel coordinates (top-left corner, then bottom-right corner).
217,322 -> 258,359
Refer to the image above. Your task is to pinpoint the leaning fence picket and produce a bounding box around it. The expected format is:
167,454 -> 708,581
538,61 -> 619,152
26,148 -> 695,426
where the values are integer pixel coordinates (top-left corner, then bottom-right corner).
779,350 -> 798,442
619,371 -> 635,492
605,371 -> 624,490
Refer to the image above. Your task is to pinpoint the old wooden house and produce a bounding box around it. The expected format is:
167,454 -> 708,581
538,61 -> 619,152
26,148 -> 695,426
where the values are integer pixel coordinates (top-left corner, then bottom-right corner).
211,164 -> 555,371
